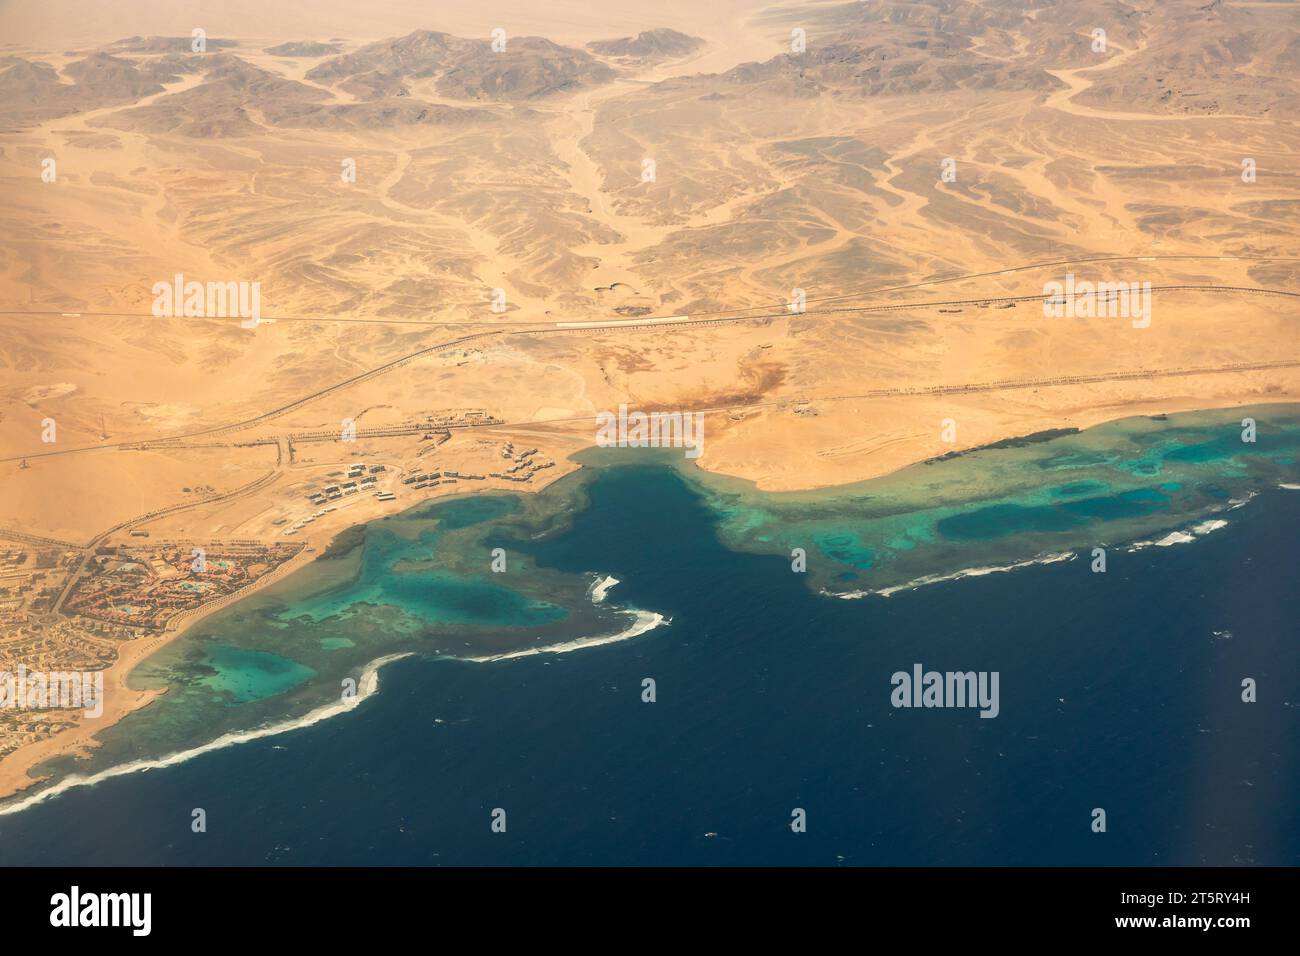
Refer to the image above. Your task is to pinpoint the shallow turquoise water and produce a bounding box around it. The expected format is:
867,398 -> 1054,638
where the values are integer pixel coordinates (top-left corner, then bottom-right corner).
284,522 -> 565,629
18,404 -> 1300,799
5,434 -> 1298,866
198,646 -> 316,704
684,406 -> 1300,592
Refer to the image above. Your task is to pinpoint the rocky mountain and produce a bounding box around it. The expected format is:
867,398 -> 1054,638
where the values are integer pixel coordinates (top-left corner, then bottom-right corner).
264,41 -> 343,58
587,28 -> 705,62
103,54 -> 494,136
306,29 -> 614,101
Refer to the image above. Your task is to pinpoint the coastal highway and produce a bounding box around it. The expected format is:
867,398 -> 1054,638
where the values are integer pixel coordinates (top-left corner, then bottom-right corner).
2,256 -> 1298,466
6,350 -> 1300,468
466,358 -> 1300,433
9,352 -> 1299,569
44,357 -> 1300,454
2,255 -> 1297,566
538,284 -> 1299,334
554,314 -> 690,329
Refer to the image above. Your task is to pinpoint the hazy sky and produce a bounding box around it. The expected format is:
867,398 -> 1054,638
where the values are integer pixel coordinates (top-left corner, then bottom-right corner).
0,0 -> 778,56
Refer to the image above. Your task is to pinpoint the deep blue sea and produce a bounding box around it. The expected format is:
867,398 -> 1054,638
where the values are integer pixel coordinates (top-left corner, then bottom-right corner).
1,464 -> 1296,865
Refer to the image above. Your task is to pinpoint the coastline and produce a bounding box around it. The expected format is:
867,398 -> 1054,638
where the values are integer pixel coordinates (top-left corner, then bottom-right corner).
6,459 -> 1297,866
697,394 -> 1300,493
0,651 -> 416,817
0,544 -> 320,800
0,600 -> 671,811
1,397 -> 1297,804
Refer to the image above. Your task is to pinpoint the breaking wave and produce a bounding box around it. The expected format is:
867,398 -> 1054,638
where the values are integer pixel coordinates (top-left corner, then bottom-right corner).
1128,518 -> 1229,551
457,609 -> 668,663
589,574 -> 620,604
825,551 -> 1077,599
0,582 -> 669,815
0,652 -> 413,817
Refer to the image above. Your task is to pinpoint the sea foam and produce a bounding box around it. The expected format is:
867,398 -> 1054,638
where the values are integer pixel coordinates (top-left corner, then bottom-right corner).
467,570 -> 665,660
826,551 -> 1077,599
457,609 -> 668,663
0,652 -> 413,817
1129,517 -> 1230,551
0,585 -> 669,814
589,574 -> 620,604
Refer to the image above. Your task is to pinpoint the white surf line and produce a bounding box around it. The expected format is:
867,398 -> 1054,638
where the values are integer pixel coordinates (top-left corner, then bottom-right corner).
826,551 -> 1078,599
1124,487 -> 1276,552
1135,530 -> 1196,548
589,573 -> 620,604
0,653 -> 413,817
1129,518 -> 1231,551
1,596 -> 668,814
458,609 -> 669,663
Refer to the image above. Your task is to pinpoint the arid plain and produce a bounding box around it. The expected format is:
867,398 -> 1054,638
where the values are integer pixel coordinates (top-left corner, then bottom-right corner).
0,0 -> 1297,796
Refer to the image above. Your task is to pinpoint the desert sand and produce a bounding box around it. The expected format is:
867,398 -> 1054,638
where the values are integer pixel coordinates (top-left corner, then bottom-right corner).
0,0 -> 1297,796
